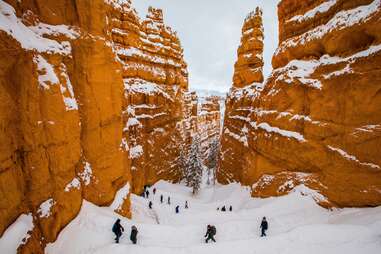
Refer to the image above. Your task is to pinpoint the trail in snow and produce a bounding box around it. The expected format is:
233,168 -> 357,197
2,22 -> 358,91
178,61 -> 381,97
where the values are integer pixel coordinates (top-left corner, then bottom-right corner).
43,180 -> 381,254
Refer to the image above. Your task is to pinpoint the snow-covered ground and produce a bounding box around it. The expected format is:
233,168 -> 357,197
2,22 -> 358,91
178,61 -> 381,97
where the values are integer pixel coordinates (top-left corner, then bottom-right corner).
41,181 -> 381,254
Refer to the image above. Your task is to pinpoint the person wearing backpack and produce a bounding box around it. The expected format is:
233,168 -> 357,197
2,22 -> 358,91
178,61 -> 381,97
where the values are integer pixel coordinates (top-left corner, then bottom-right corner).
112,219 -> 124,243
204,224 -> 216,243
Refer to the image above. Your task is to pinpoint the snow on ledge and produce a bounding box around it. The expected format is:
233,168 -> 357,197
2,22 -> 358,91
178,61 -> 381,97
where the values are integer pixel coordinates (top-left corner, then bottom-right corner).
37,198 -> 55,218
287,0 -> 337,23
33,55 -> 59,89
64,177 -> 81,192
277,0 -> 381,56
129,145 -> 143,159
274,43 -> 381,89
251,121 -> 306,142
328,145 -> 380,169
0,213 -> 34,253
109,182 -> 130,211
0,1 -> 72,55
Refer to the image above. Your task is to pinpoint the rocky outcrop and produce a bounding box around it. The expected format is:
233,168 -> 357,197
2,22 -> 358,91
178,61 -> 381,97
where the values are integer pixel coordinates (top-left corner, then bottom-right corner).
0,0 -> 189,252
111,4 -> 189,194
233,7 -> 264,88
218,1 -> 381,207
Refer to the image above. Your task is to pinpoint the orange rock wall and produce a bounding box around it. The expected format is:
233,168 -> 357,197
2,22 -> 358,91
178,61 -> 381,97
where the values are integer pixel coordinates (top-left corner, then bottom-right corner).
218,1 -> 381,207
0,0 -> 189,253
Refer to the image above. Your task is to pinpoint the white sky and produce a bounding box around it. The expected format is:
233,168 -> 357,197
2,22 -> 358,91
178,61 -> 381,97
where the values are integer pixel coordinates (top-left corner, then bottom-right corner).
133,0 -> 280,93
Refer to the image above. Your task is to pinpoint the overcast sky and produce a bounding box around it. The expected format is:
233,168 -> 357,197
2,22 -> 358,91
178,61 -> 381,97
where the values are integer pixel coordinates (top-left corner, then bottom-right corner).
133,0 -> 280,93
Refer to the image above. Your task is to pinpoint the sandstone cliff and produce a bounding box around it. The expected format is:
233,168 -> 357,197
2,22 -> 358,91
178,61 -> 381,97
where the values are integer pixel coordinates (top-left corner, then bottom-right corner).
218,1 -> 381,207
0,0 -> 189,252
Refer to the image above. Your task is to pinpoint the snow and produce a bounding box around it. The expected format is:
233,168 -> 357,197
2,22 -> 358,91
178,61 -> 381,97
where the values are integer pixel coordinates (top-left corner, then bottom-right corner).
274,43 -> 381,89
0,213 -> 34,253
224,128 -> 248,147
277,0 -> 381,55
124,78 -> 173,102
65,177 -> 81,192
45,180 -> 381,254
37,198 -> 55,218
129,145 -> 143,159
79,162 -> 93,186
59,64 -> 78,111
110,182 -> 131,211
327,145 -> 380,169
33,55 -> 59,89
126,117 -> 141,128
249,121 -> 306,142
0,1 -> 72,55
288,0 -> 337,23
30,22 -> 80,40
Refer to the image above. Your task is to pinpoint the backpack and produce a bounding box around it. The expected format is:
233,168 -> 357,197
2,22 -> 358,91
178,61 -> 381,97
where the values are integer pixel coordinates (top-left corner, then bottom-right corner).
211,226 -> 216,235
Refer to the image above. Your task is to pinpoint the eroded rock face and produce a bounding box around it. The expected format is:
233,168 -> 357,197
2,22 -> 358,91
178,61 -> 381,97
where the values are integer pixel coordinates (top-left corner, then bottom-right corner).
233,7 -> 264,88
111,5 -> 190,194
0,0 -> 189,252
218,1 -> 381,207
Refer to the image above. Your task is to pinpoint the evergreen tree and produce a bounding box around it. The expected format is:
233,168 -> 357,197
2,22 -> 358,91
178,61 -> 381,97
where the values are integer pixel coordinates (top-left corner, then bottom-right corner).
187,134 -> 203,195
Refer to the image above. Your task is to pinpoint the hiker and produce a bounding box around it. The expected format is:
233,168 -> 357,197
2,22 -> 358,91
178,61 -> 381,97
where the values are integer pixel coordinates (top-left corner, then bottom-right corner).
168,196 -> 171,205
229,205 -> 232,212
145,190 -> 150,199
130,225 -> 138,244
217,207 -> 219,211
112,219 -> 124,243
260,217 -> 268,237
175,205 -> 180,214
221,206 -> 226,212
185,201 -> 189,209
160,194 -> 164,203
149,201 -> 153,209
204,225 -> 216,243
153,188 -> 157,195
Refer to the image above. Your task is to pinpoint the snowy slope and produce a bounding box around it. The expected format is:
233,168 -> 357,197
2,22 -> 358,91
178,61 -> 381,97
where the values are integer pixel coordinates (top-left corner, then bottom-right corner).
41,180 -> 381,254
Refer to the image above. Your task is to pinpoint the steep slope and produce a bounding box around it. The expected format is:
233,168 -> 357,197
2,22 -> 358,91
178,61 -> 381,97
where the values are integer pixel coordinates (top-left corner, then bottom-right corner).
218,1 -> 381,207
0,0 -> 191,252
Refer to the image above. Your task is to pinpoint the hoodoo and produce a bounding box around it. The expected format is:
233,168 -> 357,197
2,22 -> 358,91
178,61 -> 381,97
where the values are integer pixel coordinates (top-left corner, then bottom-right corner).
218,1 -> 381,207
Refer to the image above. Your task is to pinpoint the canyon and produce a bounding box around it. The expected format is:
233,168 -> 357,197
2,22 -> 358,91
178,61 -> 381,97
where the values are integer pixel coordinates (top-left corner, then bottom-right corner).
1,0 -> 381,253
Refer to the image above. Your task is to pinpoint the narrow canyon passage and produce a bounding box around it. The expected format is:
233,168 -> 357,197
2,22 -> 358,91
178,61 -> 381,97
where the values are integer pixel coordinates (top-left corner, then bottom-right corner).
0,0 -> 381,253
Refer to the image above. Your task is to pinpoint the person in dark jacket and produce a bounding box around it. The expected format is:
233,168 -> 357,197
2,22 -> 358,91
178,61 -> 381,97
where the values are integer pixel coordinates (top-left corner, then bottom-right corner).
185,201 -> 189,209
145,190 -> 149,199
130,225 -> 138,244
175,205 -> 180,214
260,217 -> 268,237
160,194 -> 164,203
229,206 -> 232,212
149,201 -> 153,209
204,225 -> 216,243
221,206 -> 226,212
112,219 -> 124,243
153,188 -> 157,195
167,196 -> 171,205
